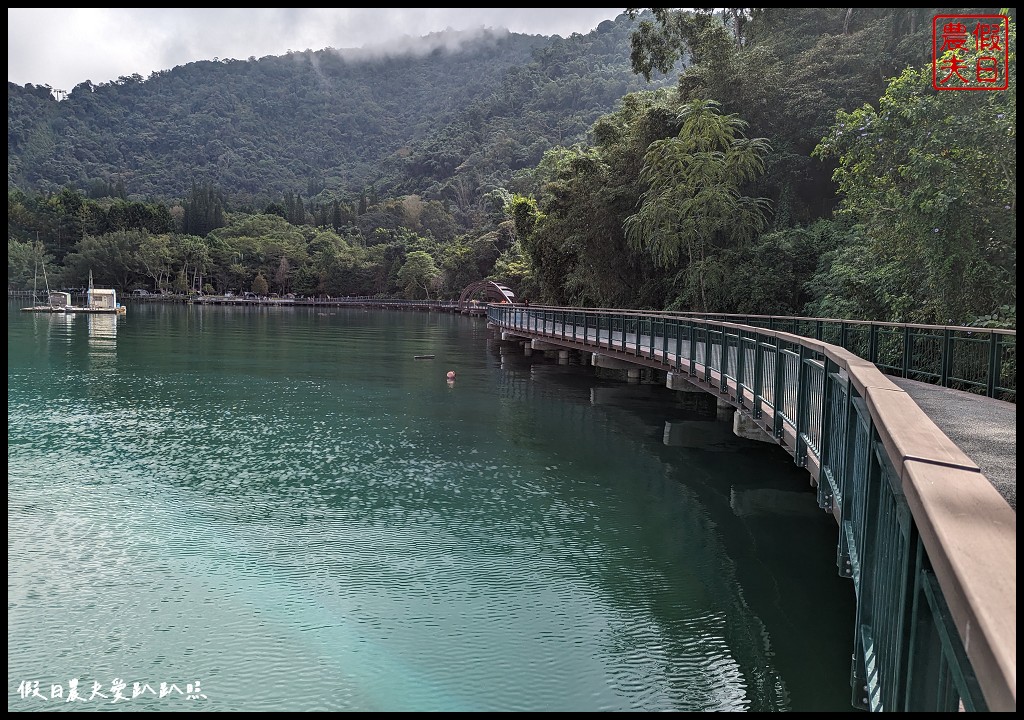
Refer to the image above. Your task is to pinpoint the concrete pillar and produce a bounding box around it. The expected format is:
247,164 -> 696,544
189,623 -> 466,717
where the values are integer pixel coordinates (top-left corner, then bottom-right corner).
591,353 -> 642,371
666,371 -> 703,393
531,339 -> 563,351
733,411 -> 775,444
627,368 -> 641,384
557,349 -> 569,365
523,345 -> 533,357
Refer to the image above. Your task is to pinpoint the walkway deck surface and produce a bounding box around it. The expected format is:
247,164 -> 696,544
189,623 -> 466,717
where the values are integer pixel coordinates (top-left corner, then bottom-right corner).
893,377 -> 1016,511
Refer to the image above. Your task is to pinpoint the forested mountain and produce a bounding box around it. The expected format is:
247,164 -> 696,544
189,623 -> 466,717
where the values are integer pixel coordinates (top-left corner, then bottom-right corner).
8,8 -> 1016,329
8,12 -> 666,205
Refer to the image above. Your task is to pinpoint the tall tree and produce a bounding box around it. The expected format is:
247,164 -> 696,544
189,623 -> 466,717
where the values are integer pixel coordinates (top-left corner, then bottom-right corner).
251,273 -> 269,296
397,250 -> 441,299
274,256 -> 291,293
626,8 -> 737,80
182,184 -> 227,237
625,99 -> 770,310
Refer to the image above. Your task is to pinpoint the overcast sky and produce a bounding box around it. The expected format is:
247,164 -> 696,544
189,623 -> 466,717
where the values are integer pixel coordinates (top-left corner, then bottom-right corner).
8,8 -> 626,93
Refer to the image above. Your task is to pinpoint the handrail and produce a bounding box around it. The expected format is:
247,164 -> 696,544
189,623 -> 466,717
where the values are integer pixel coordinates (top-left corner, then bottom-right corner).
510,303 -> 1018,334
495,304 -> 1016,401
487,304 -> 1015,712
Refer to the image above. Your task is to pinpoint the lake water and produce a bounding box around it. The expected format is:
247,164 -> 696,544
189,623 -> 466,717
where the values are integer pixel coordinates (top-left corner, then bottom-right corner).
8,302 -> 857,711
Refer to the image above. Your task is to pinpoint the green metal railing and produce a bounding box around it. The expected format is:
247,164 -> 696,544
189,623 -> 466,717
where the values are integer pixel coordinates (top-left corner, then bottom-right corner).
504,306 -> 1016,402
701,313 -> 1016,403
488,304 -> 1015,713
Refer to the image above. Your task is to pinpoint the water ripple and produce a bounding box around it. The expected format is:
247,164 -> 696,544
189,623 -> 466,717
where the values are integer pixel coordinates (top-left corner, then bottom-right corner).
8,304 -> 854,711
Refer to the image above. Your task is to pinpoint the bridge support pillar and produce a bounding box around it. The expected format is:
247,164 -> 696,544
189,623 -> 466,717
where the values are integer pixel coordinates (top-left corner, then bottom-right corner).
502,331 -> 528,342
523,344 -> 533,357
733,411 -> 775,444
627,368 -> 641,384
666,372 -> 703,393
591,353 -> 642,371
557,350 -> 569,365
531,339 -> 563,351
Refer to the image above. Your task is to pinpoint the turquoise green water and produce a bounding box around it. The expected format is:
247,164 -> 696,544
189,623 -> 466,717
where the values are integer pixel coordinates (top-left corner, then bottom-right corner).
8,302 -> 856,711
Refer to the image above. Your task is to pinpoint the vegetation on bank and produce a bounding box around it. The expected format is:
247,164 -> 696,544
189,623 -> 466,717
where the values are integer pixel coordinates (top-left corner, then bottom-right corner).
7,8 -> 1016,328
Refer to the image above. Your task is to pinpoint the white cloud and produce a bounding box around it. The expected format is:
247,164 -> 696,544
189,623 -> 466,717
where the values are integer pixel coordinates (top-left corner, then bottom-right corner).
7,8 -> 625,92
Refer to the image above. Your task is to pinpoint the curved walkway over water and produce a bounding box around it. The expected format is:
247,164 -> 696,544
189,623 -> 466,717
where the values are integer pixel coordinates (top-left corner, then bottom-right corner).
487,304 -> 1015,713
490,306 -> 1017,509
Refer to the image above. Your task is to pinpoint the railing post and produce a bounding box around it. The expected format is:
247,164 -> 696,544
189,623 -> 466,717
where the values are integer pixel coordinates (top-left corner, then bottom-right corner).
987,332 -> 999,398
939,329 -> 952,388
704,328 -> 713,385
720,328 -> 730,396
902,326 -> 911,378
772,339 -> 785,440
674,320 -> 682,370
869,324 -> 879,364
661,319 -> 668,363
688,322 -> 697,377
818,358 -> 835,507
753,337 -> 764,420
736,332 -> 746,406
795,345 -> 809,466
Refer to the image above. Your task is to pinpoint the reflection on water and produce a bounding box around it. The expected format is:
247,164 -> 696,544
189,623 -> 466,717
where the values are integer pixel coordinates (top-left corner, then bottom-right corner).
88,313 -> 118,342
8,304 -> 856,712
45,310 -> 75,346
88,313 -> 119,374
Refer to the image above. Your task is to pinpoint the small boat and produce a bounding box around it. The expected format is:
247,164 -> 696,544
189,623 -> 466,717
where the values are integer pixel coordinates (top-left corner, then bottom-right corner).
64,270 -> 127,315
413,355 -> 436,360
21,294 -> 71,313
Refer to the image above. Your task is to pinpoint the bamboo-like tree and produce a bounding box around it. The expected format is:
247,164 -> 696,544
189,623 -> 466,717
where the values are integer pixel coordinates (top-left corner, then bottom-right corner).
625,99 -> 770,310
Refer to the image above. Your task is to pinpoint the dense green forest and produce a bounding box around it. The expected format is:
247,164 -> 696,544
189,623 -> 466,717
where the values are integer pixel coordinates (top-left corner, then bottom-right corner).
8,9 -> 1017,327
